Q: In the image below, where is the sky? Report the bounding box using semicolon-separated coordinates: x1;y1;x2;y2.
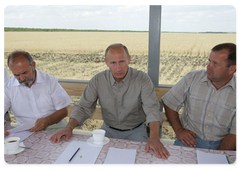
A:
3;5;236;32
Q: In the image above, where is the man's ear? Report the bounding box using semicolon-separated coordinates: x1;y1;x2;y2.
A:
32;61;36;70
104;58;108;67
128;55;131;64
229;65;236;74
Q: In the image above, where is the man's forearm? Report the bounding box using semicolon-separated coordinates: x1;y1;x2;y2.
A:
66;118;79;131
149;121;160;139
45;107;68;126
163;102;183;134
218;134;236;150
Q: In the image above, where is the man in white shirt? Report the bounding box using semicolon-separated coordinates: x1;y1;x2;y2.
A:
4;67;10;83
4;51;71;137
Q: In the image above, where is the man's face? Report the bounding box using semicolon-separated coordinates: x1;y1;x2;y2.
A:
207;49;234;85
105;47;131;83
9;56;36;87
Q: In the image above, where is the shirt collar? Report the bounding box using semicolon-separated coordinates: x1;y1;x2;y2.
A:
12;70;44;87
110;67;131;86
201;70;236;90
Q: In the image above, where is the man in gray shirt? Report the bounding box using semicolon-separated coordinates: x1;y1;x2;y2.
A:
50;43;170;159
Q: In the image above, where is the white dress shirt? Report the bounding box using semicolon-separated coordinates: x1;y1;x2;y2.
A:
4;67;10;83
4;70;72;126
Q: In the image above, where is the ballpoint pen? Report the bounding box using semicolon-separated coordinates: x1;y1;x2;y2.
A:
68;147;80;163
226;156;230;164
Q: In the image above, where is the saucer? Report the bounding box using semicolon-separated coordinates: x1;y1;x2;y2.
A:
4;142;25;155
87;137;109;147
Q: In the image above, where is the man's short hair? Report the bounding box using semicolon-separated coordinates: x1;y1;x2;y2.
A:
105;43;130;59
8;50;34;67
211;43;236;66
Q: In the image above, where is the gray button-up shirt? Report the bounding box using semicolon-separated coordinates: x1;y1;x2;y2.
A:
162;70;236;141
70;67;163;130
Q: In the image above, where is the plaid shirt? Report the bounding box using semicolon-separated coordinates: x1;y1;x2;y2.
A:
162;70;236;141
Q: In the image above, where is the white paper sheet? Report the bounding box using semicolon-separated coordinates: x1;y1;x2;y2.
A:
8;123;35;133
196;150;229;164
5;124;35;142
104;148;136;164
54;141;102;164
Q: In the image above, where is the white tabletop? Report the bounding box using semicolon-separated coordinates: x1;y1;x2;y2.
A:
4;131;236;164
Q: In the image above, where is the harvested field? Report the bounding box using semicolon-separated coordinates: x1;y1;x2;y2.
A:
4;32;236;140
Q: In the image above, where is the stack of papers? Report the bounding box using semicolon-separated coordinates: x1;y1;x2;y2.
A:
5;124;35;142
196;150;229;164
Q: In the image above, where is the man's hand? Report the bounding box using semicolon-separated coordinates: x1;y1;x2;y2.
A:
4;128;10;137
50;127;73;143
146;121;170;159
145;138;170;159
29;107;68;132
163;102;197;148
29;117;50;132
50;118;78;143
176;128;197;147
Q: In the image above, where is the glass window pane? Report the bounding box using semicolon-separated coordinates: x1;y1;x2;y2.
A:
4;5;149;80
159;5;236;85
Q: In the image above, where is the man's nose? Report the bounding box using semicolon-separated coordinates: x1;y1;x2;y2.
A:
207;62;212;69
18;75;25;81
116;63;121;70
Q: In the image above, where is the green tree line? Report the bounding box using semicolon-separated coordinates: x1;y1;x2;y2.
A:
4;27;146;32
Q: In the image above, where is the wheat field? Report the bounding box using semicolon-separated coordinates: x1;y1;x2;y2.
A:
4;32;236;85
4;32;236;139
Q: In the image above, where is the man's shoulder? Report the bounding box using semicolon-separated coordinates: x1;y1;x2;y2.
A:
130;67;148;78
4;76;16;88
184;69;206;80
92;69;109;79
37;70;58;82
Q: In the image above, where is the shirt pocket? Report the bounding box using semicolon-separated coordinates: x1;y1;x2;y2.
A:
187;94;207;120
214;104;235;128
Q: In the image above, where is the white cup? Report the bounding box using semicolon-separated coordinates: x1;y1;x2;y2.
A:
5;137;20;151
92;129;105;144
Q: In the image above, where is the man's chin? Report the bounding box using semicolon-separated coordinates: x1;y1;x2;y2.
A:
20;80;34;86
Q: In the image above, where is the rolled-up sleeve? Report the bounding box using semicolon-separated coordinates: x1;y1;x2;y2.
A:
230;111;236;135
140;73;163;125
70;76;98;126
162;72;191;112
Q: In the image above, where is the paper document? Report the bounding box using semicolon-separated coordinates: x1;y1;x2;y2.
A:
54;141;102;164
197;150;229;164
104;148;136;164
5;124;35;142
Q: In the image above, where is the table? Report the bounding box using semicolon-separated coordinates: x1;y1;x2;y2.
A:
5;131;236;164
